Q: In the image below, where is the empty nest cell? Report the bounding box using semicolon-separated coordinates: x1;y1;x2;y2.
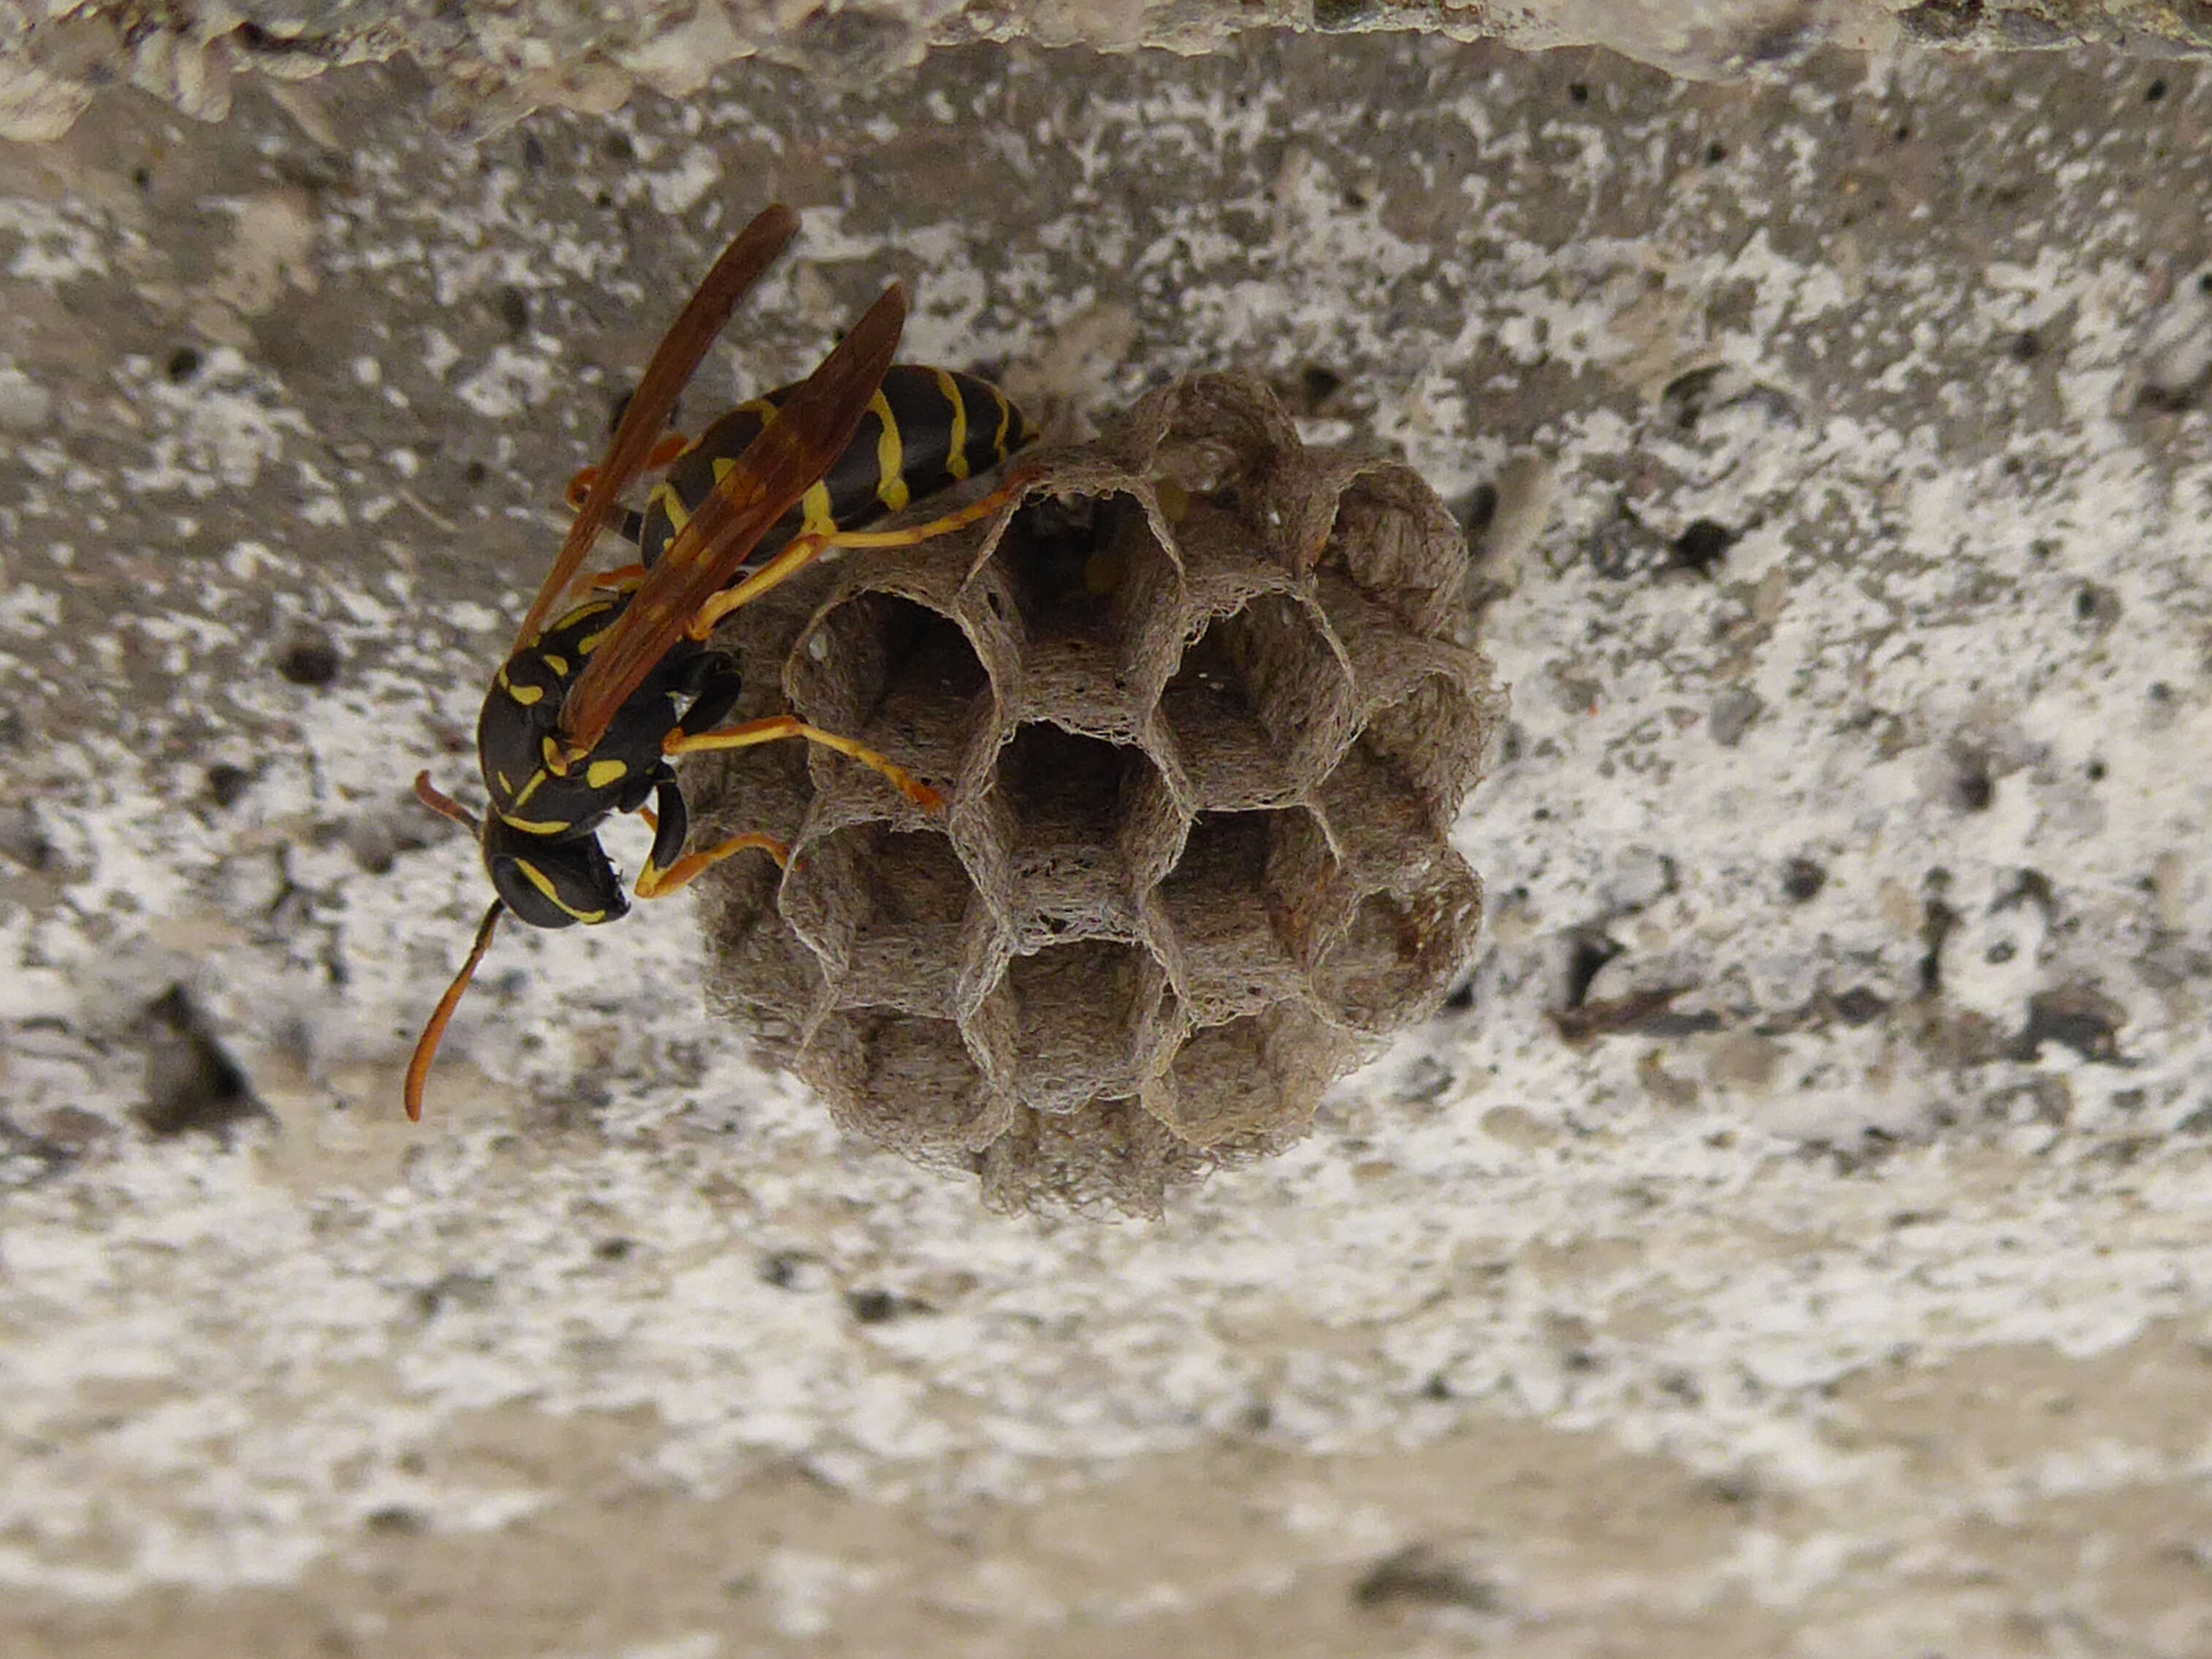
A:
801;1009;1007;1162
785;592;991;803
973;1097;1224;1218
1153;1002;1352;1147
981;491;1184;737
696;846;827;1069
1309;866;1485;1036
997;939;1168;1114
779;823;983;1018
1154;806;1341;1025
986;722;1178;947
1159;593;1353;809
1143;373;1335;577
1318;462;1473;639
996;491;1174;641
1317;676;1493;882
1148;386;1273;516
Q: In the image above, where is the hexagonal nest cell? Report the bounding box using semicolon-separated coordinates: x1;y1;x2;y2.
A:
689;374;1503;1214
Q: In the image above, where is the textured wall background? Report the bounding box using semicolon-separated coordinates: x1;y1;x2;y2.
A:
9;0;2212;145
4;32;2212;1658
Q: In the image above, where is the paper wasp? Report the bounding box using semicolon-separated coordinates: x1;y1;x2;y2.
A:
405;204;1035;1121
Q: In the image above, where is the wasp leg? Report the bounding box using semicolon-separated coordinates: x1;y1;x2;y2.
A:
588;563;649;592
633;768;789;898
818;465;1044;552
684;467;1042;641
665;714;942;812
681;529;834;640
636;834;791;896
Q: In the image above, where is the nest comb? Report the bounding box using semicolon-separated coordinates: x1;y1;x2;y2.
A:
684;374;1503;1214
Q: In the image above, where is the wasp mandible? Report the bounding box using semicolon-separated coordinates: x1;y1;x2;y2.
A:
406;204;1036;1121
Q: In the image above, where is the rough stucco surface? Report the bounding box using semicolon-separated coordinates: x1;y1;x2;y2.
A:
2;34;2212;1658
5;0;2212;143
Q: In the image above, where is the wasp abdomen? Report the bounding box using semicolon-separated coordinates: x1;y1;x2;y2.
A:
637;364;1029;568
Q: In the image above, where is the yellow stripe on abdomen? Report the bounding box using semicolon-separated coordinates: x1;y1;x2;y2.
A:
870;390;909;514
934;368;971;481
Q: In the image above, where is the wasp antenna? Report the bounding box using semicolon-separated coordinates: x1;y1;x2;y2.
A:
404;900;505;1123
414;771;482;834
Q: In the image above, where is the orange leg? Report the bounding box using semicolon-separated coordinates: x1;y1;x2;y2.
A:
665;714;943;812
684;468;1042;640
684;529;833;640
820;466;1042;552
565;431;692;511
635;831;790;899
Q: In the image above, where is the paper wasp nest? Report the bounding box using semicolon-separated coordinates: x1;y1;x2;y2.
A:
687;375;1501;1213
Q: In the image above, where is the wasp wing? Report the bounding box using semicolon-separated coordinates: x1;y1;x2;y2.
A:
510;204;801;657
556;281;908;755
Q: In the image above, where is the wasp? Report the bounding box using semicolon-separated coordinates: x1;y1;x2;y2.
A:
406;204;1036;1121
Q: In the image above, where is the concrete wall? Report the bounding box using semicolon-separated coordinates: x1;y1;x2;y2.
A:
4;33;2212;1658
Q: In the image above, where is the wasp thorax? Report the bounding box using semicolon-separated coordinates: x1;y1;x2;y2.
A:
684;375;1503;1216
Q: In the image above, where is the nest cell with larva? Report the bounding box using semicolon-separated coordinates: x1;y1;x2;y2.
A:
682;373;1504;1214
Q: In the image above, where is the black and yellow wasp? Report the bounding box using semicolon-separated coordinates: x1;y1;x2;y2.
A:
406;204;1034;1121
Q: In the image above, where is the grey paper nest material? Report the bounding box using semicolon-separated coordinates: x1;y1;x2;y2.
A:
686;374;1502;1213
